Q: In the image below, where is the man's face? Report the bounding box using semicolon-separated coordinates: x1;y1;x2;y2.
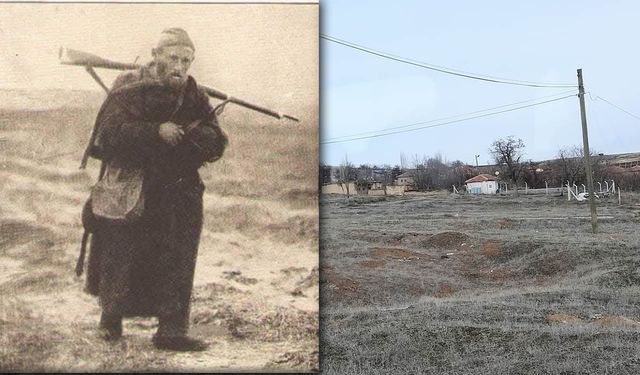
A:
153;45;195;88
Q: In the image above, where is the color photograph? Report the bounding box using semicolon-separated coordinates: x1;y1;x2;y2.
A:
320;1;640;374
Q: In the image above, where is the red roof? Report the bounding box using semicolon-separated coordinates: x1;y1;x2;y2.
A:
465;174;497;183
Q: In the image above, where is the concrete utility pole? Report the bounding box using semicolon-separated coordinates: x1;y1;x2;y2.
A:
577;69;598;233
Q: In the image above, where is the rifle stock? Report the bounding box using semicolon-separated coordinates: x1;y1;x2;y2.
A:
59;47;299;122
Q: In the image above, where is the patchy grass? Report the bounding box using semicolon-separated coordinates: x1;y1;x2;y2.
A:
321;191;640;374
203;116;317;208
0;102;318;371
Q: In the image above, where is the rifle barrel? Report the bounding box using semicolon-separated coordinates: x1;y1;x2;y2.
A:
202;86;297;121
59;47;300;122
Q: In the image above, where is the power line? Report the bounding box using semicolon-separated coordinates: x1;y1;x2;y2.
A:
326;89;578;141
321;94;576;145
594;95;640;121
321;34;578;89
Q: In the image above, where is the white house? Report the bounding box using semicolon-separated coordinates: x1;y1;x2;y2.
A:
465;174;498;194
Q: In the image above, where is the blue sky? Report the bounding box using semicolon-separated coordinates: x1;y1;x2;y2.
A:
320;1;640;167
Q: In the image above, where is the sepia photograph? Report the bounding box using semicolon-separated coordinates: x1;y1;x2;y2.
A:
0;1;318;372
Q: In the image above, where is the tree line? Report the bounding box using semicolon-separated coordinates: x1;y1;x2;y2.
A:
320;136;640;192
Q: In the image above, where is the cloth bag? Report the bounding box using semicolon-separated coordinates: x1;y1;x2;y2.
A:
90;162;145;223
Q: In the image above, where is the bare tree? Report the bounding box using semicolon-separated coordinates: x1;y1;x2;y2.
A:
357;164;373;181
425;153;448;188
338;155;356;197
390;165;402;184
450;160;474;188
553;145;603;186
412;155;429;191
410;153;453;191
378;165;396;196
400;152;408;171
490;136;525;196
556;146;583;185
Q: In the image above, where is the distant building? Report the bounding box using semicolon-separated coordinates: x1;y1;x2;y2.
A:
465;174;498;194
355;181;372;195
601;152;640;169
395;171;414;186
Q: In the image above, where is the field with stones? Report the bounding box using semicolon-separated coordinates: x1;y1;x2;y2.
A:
320;191;640;374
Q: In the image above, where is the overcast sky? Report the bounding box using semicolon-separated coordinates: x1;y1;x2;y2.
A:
0;2;317;121
321;1;640;167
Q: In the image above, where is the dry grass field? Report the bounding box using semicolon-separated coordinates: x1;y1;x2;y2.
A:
320;191;640;374
0;90;318;372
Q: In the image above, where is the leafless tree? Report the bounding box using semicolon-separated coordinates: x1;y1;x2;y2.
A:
553;145;603;186
489;136;525;196
400;152;408;171
338;155;356;197
449;160;474;189
410;153;453;191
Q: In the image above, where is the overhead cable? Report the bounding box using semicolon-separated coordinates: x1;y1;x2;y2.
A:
594;95;640;121
321;94;576;145
321;34;578;89
326;89;578;141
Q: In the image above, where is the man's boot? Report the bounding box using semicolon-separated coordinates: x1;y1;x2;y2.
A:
153;313;208;352
99;312;122;341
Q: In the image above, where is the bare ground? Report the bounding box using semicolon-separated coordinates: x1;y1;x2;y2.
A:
320;191;640;374
0;105;318;372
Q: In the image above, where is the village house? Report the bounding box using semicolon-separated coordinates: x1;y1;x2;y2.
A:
395;171;414;186
465;174;498;194
355;181;372;195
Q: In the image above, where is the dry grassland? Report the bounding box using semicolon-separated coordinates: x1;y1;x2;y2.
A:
0;100;318;372
321;192;640;374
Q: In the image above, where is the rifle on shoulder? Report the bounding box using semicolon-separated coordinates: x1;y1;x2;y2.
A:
59;47;299;122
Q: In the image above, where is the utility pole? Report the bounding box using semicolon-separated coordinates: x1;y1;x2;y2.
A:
577;69;598;233
475;154;480;172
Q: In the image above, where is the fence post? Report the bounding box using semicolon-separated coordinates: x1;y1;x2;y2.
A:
545;181;548;195
618;187;621;205
567;183;571;201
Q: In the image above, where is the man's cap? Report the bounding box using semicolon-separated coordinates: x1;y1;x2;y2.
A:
156;28;195;51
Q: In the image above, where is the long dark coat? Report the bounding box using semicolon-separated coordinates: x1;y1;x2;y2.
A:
85;66;226;319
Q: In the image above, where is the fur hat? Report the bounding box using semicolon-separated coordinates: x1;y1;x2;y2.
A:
156;28;195;51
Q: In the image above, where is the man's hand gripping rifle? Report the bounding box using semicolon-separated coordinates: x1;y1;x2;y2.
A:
60;47;296;169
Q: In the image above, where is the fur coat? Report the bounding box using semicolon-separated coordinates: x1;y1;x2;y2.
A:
85;66;226;318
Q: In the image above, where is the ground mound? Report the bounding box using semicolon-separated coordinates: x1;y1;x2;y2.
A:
425;231;470;249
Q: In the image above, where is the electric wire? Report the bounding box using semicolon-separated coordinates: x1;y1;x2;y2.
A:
594;95;640;121
326;89;578;141
321;94;577;145
321;34;578;88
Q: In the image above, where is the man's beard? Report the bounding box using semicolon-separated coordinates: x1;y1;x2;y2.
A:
155;63;187;90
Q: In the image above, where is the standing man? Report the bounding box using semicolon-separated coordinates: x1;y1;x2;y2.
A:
83;28;227;351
